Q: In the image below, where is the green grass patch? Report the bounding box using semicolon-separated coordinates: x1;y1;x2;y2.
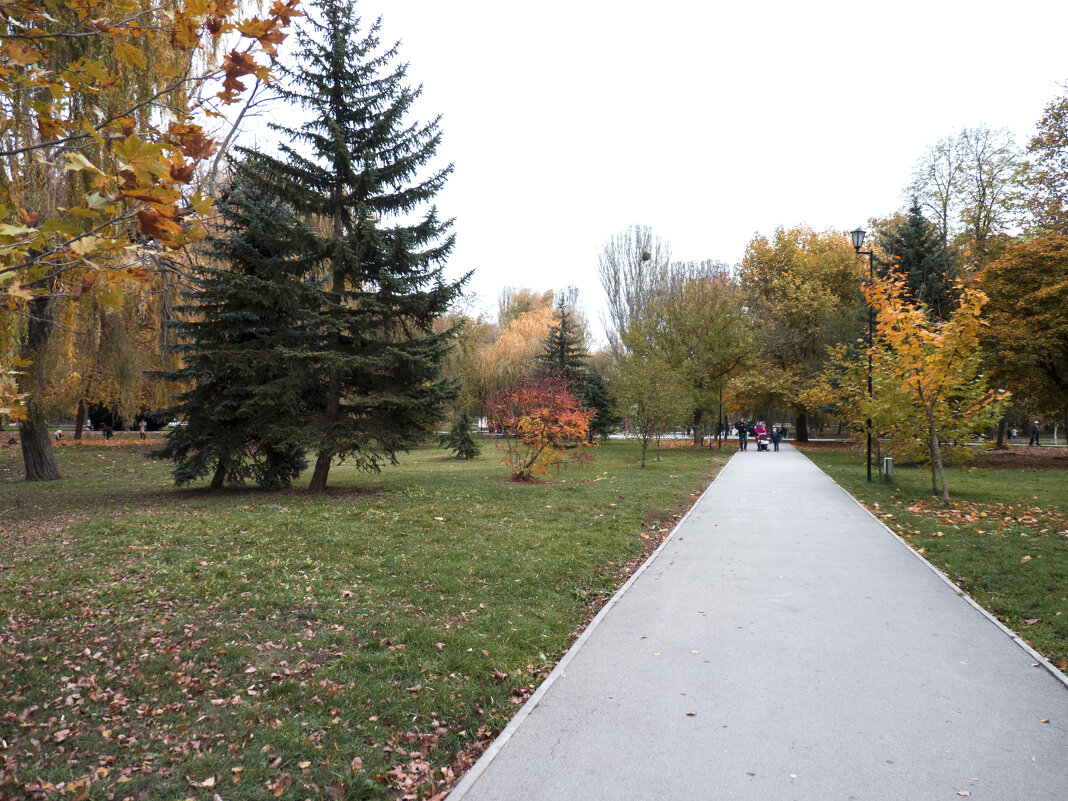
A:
799;446;1068;674
0;438;726;800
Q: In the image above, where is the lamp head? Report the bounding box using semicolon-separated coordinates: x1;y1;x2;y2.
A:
850;227;867;252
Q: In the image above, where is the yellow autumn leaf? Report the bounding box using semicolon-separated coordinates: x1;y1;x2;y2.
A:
64;151;105;175
79;116;106;147
2;40;43;64
188;191;213;217
113;134;169;179
69;235;103;257
114;41;147;69
0;223;37;237
184;0;212;17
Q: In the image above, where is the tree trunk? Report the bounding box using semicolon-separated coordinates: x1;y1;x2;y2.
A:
74;398;87;440
795;409;809;442
995;417;1006;449
716;390;723;449
309;451;333;491
19;414;62;482
19;293;61;481
310;209;345;492
927;408;950;506
210;460;227;489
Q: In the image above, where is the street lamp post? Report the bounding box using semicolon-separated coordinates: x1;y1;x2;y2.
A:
851;227;874;483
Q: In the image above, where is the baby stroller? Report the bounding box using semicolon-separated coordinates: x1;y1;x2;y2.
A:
755;430;769;451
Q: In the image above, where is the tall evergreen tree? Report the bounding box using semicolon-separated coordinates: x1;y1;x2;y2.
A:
877;200;955;320
240;0;466;491
159;172;315;489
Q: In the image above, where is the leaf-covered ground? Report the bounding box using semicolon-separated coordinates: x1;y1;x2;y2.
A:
0;438;726;800
799;444;1068;672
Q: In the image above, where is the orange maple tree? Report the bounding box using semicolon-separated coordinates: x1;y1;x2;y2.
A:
489;371;595;481
865;272;1008;505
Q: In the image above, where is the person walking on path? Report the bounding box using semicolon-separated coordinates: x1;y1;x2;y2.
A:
138;419;147;439
771;427;781;451
737;419;747;451
1029;420;1041;446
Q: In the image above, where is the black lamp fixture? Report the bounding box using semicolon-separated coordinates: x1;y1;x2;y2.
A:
852;226;874;483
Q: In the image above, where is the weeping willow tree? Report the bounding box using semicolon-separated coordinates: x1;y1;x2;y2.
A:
0;0;296;480
42;280;174;435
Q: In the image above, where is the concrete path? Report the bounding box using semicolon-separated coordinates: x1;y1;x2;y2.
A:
447;444;1068;801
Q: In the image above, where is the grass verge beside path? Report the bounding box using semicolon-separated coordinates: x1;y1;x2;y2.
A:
0;439;726;801
798;444;1068;676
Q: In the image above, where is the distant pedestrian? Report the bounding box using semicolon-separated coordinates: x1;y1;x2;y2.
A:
102;422;113;440
771;428;781;451
738;419;748;451
1029;420;1040;446
138;419;147;439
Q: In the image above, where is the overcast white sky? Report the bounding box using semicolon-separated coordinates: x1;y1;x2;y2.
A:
271;0;1068;344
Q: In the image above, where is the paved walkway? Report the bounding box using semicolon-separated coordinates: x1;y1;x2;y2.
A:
448;444;1068;800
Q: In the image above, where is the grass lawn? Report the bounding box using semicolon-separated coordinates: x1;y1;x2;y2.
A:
0;437;727;800
797;443;1068;675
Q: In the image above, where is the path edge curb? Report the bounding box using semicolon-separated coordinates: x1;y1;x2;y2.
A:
799;449;1068;693
445;455;736;799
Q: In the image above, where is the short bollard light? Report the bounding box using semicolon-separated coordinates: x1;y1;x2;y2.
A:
881;456;894;482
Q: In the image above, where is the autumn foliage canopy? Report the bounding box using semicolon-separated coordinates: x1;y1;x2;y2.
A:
489;371;595;481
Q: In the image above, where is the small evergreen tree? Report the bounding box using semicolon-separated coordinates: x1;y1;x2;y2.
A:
158;173;314;489
579;369;621;440
439;409;480;459
878;200;956;319
536;297;588;383
534;296;622;438
238;0;466;490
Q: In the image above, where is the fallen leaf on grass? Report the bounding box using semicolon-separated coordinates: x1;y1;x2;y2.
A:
298;761;311;771
189;775;216;789
1021;555;1033;563
351;756;363;771
1024;618;1041;625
